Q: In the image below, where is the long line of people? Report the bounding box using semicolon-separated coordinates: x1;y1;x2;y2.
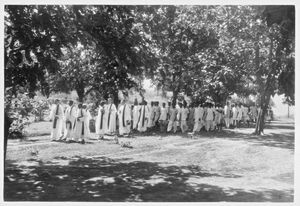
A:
49;97;265;144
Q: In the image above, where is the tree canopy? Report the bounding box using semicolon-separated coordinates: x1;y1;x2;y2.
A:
5;5;294;111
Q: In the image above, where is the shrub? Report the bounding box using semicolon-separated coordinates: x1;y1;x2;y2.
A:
5;88;34;139
31;97;50;122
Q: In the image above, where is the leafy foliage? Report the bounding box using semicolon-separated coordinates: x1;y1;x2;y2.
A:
5;87;34;138
4;5;294;136
5;5;80;97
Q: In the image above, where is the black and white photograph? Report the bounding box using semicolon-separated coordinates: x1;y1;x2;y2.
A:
2;0;298;204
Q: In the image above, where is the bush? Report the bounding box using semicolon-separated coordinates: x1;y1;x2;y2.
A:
5;88;34;139
31;97;50;122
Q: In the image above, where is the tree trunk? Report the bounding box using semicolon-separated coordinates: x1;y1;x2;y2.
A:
112;90;119;108
255;92;271;135
4;112;12;162
254;36;274;135
75;81;85;102
172;86;180;106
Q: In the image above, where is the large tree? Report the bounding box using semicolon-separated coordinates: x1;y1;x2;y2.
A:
48;5;156;105
5;5;81;97
136;5;220;105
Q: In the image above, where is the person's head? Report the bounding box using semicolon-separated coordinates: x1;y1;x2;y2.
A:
108;98;113;104
227;101;230;106
144;100;148;106
83;104;87;109
232;104;235;107
162;102;166;108
78;103;82;108
168;102;171;107
68;100;73;106
121;99;126;104
55;99;60;104
178;102;183;108
156;101;159;106
134;98;138;105
151;101;154;107
100;101;105;106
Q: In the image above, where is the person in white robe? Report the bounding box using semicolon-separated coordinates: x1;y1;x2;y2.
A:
95;101;106;140
154;101;161;127
193;103;204;133
215;105;223;131
83;104;91;139
167;103;178;133
224;101;231;128
237;103;243;128
205;103;215;132
137;101;149;132
180;101;189;133
72;103;88;144
232;104;238;128
167;101;172;120
49;99;64;141
212;104;217;130
105;98;117;135
132;98;140;131
62;100;76;141
250;104;258;123
159;102;168;133
118;98;132;136
148;101;155;128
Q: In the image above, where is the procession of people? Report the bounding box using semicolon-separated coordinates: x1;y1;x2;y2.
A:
49;95;268;144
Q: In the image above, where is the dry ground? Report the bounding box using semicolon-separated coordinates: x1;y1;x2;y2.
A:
4;119;294;202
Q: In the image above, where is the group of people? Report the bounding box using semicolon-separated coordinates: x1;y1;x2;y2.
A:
49;96;266;144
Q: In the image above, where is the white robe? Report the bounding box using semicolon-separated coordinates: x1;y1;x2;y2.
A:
154;106;160;123
118;103;132;135
167;108;178;132
237;107;243;120
49;104;64;140
132;105;140;130
73;108;90;140
95;106;106;136
148;106;155;128
63;105;77;140
193;107;204;132
105;103;117;134
232;107;238;120
138;105;149;132
84;109;91;138
180;108;189;132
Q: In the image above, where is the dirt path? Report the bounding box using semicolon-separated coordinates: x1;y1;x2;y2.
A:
4;120;294;202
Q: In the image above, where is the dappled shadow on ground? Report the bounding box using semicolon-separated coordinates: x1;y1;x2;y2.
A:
4;156;293;202
210;129;295;150
265;123;294;130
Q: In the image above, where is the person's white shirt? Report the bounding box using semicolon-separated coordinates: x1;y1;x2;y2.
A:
224;105;231;117
206;108;214;121
181;108;189;121
159;107;167;121
232;107;238;119
237;106;243;120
